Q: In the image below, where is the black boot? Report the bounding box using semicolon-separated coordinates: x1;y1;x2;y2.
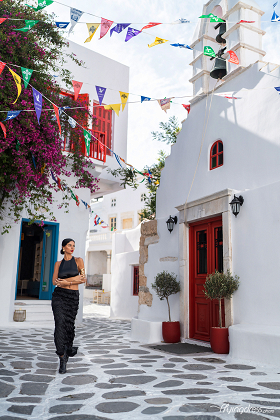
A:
59;353;68;374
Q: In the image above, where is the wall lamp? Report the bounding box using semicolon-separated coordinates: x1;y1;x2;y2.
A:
166;215;177;233
230;195;244;217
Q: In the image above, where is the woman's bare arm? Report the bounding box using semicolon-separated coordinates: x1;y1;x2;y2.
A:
52;261;60;285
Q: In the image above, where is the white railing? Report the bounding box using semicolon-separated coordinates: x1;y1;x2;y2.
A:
88;231;113;242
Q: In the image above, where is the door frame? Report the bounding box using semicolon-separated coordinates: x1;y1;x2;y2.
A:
15;219;59;300
175;189;234;340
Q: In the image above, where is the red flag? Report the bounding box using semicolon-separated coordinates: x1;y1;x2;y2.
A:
0;18;7;24
72;80;83;101
100;18;114;39
75;195;80;206
0;122;6;138
57;177;62;190
53;104;61;136
0;61;6;76
238;20;255;24
227;50;239;65
141;22;161;31
183;104;191;114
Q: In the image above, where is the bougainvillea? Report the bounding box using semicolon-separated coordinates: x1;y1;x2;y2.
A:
0;0;99;234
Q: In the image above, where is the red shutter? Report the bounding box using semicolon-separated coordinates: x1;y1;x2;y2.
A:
133;266;139;296
93;102;112;155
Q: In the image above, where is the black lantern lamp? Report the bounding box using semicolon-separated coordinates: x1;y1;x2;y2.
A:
166;215;178;233
230;195;244;217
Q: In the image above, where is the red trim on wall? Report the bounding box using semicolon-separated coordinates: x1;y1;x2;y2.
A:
210;140;223;170
133;266;139;296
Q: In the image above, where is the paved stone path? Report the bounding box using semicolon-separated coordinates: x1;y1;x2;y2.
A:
1;305;280;419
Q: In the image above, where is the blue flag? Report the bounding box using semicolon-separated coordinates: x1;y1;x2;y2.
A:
55;22;70;28
96;86;106;105
274;87;280;93
31;153;36;169
114;153;123;167
4;110;21;121
32;87;43;124
141;96;151;103
125;27;141;42
273;1;278;7
68;116;77;128
271;10;280;20
170;43;192;50
110;23;130;36
59;106;70;117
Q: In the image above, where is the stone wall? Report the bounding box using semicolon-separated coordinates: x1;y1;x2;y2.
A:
138;220;159;307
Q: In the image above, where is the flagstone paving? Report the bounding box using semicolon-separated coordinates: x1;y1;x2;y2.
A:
0;306;280;419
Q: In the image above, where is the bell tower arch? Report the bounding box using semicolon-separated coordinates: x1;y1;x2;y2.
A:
189;0;265;98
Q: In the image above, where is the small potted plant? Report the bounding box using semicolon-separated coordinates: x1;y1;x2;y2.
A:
203;269;239;354
151;271;181;343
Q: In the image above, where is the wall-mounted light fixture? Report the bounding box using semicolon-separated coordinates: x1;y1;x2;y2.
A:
230;195;244;217
166;215;177;233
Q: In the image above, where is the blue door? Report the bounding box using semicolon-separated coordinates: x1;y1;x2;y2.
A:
39;224;59;300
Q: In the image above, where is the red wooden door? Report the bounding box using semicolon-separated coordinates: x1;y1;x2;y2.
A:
189;216;224;341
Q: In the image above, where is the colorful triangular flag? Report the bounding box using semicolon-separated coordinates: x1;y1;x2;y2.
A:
69;8;83;34
100;18;113;39
199;13;216;19
68;116;77;128
274;87;280;94
85;23;100;43
210;16;225;22
119;91;129;111
104;104;121;116
141;96;151;102
170;43;192;49
55;22;70;28
141;22;161;31
4;111;21;121
96;86;106;105
84;129;91;156
72;80;83;101
272;10;280;21
53;104;61;136
183;104;191;113
9;69;22;104
0;18;7;25
110;23;130;36
148;37;168;48
0;61;6;76
158;98;171;113
32;87;43;124
21;67;33;89
204;46;216;57
15;20;38;32
26;0;54;11
0;122;6;138
125;27;141;42
227;50;239;64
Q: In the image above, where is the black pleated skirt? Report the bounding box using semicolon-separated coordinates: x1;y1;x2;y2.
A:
51;287;79;357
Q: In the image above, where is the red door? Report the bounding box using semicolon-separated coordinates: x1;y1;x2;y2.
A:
189;216;224;341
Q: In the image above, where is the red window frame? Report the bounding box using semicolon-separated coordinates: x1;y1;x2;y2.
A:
210;140;223;170
92;101;113;156
133;266;139;296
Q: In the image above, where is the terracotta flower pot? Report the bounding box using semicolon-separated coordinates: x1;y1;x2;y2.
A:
210;327;229;354
162;321;181;343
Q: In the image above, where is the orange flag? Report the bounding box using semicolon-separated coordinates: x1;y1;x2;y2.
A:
53;104;61;136
228;50;239;65
72;80;83;100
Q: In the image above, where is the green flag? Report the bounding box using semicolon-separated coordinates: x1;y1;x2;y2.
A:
68;188;78;202
16;138;20;151
21;67;33;89
204;46;216;57
15;20;39;32
26;0;54;11
199;13;215;18
84;129;91;156
210;16;225;22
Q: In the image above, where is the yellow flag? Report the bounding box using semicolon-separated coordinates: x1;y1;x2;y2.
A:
148;37;168;48
104;103;121;116
9;69;22;104
85;23;100;43
119;91;129;111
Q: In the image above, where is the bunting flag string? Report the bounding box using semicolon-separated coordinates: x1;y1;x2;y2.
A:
32;87;43;124
148;37;168;48
183;104;191;113
53;104;61;136
72;80;83;100
69;7;83;34
26;0;54;11
100;18;113;39
0;122;6;138
9;69;22;104
96;86;106;105
3;111;22;121
119;91;129;111
84;23;100;43
21;67;33;89
14;20;38;32
125;27;141;42
110;23;130;36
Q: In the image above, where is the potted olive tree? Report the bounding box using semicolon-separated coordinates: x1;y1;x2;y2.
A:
151;271;181;343
203;269;239;354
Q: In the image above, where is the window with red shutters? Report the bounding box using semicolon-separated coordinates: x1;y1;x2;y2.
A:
210;140;223;170
133;266;139;296
92;102;113;155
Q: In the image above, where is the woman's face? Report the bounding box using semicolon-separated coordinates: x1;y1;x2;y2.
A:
64;241;75;255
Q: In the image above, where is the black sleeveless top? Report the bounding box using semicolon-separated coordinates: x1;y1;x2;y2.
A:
58;257;79;279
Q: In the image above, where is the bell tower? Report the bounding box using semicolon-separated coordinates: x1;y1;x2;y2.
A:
189;0;265;97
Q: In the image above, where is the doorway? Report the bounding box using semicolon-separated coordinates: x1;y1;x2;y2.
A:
189;216;224;341
16;220;59;300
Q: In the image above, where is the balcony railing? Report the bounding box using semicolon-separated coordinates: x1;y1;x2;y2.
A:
62;129;106;163
88;231;113;242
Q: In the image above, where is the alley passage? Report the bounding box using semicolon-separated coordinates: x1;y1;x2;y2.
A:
0;311;280;419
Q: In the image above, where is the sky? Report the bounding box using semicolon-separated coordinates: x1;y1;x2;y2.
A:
40;0;280;171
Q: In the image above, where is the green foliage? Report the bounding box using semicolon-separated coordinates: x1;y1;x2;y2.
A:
151;116;181;145
107;167;139;190
203;270;240;327
151;271;181;322
204;270;240;301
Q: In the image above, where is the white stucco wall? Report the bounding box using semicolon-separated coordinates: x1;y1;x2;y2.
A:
87;251;107;275
110;225;141;320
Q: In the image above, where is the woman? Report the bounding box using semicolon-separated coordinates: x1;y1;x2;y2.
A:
51;238;86;374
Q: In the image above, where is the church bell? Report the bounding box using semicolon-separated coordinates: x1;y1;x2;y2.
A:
216;22;226;44
210;58;227;79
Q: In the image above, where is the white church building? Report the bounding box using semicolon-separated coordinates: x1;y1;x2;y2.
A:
131;0;280;367
0;40;129;326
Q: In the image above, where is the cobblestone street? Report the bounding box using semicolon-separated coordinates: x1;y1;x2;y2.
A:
0;301;280;420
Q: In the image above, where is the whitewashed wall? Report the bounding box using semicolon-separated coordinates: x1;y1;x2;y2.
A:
110;225;141;320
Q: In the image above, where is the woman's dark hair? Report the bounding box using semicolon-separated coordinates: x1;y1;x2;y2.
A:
60;238;75;255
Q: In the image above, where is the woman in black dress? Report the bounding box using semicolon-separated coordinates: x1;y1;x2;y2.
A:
51;238;86;374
